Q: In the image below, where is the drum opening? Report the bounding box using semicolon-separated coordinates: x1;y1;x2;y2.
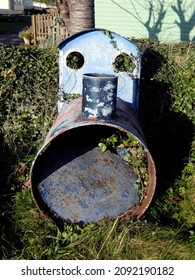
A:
31;124;155;224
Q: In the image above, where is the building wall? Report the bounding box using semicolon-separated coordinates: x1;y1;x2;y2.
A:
23;0;33;9
0;0;9;9
0;1;33;11
95;0;195;42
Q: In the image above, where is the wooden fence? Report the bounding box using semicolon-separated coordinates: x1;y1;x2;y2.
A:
32;14;68;45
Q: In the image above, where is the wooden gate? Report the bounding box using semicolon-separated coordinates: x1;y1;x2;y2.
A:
32;14;68;45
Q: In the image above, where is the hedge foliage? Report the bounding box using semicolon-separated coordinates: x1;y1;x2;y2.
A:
0;45;58;157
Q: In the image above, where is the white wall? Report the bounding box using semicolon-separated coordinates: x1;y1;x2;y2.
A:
0;0;9;9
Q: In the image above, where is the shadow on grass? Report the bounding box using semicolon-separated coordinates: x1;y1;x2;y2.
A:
139;47;194;198
0;132;18;259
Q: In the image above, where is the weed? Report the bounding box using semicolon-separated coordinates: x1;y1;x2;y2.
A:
99;133;149;202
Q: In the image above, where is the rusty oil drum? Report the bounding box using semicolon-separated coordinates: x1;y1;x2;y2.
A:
30;96;156;225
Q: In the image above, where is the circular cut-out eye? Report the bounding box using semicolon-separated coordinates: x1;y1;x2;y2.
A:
66;51;85;70
113;53;136;73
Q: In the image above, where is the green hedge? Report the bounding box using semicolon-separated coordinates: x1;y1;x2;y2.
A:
0;45;58;156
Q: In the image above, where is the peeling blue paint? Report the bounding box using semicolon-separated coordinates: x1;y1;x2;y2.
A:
58;28;141;112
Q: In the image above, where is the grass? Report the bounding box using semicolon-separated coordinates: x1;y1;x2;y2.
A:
1;189;194;260
0;40;195;260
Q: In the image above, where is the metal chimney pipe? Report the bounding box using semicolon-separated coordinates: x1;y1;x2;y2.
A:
82;73;118;120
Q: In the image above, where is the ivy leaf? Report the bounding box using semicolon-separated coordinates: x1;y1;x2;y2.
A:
98;142;107;153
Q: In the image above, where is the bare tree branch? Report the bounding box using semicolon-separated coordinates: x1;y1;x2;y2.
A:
189;8;195;28
171;0;195;40
154;1;166;31
171;0;185;23
112;0;167;39
111;0;144;24
145;1;153;29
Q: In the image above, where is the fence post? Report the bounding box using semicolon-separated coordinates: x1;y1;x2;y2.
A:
32;15;36;45
32;14;67;45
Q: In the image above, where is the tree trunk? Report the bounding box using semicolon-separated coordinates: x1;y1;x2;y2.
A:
56;0;70;27
56;0;95;36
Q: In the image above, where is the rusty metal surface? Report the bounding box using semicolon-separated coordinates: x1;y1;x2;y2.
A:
31;98;156;224
33;138;139;224
45;97;145;144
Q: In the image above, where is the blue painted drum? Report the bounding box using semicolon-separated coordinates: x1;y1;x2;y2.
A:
30;28;155;225
30;97;156;225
